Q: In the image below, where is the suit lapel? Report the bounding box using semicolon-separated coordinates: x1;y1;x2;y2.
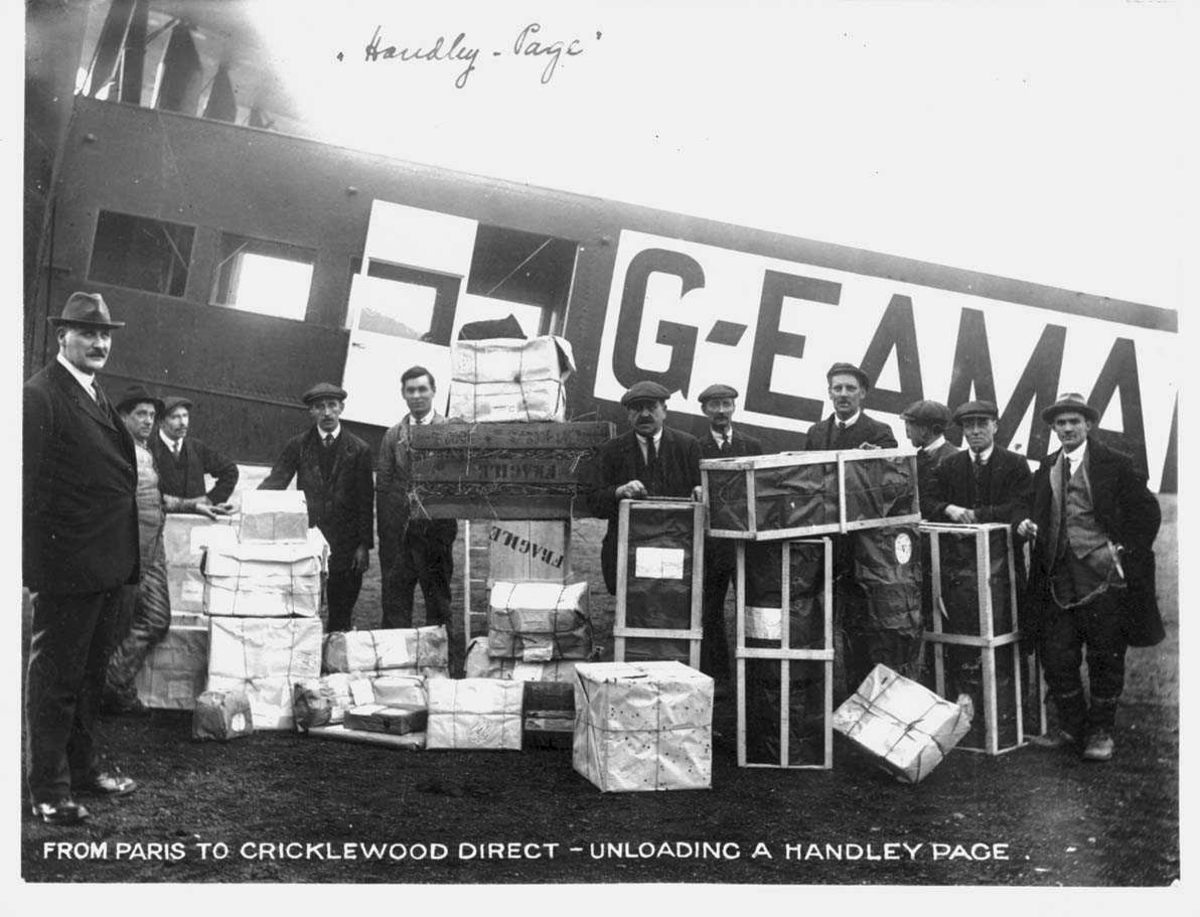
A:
52;363;117;432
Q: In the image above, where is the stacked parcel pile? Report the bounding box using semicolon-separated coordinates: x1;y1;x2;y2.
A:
483;581;591;748
201;491;326;730
134;513;232;710
701;446;922;770
308;625;451;747
919;522;1043;753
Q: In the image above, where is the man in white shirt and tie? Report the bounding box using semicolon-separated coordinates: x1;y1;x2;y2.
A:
150;395;238;511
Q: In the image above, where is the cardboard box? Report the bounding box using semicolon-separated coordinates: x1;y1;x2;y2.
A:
573;661;714;792
702;448;919;541
832;664;972;783
487;520;571;584
163;514;235;567
192;689;254;741
202;527;328;617
135;624;209;711
322;626;450;674
425;678;524;750
487;581;591;661
237;490;310;543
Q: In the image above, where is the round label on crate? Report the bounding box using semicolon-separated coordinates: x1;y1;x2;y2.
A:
894;532;913;565
232;713;247;733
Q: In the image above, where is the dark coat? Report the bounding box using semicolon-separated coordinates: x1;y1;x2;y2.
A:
150;434;239;504
803;412;898;450
259;427;375;569
916;440;959;519
23;361;140;594
1022;437;1163;646
582;426;702;594
928;444;1032;525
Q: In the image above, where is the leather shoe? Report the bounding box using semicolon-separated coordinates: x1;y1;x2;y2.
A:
1082;731;1115;762
31;799;90;825
1030;730;1078;750
77;772;138;797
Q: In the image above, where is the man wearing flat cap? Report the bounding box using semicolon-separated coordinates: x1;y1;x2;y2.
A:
151;394;238;511
697;383;763;682
260;383;375;632
1016;394;1161;762
582;380;702;594
103;386;223;714
803;362;898;451
23;292;140;824
900;399;958;520
928;400;1031;526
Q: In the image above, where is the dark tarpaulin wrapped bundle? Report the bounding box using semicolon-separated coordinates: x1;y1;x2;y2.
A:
931;643;1022;750
930;526;1015;636
743;541;826;650
745;660;828;766
707;464;837;535
622;506;695;663
842;455;917;523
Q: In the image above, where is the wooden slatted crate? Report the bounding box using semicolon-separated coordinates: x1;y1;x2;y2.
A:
701;447;919;541
920;522;1045;754
735;538;834;769
613;498;704;668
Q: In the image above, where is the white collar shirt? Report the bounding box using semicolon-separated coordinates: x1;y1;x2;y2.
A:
56;352;96;399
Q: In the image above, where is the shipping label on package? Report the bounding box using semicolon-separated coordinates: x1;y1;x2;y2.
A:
634;547;686;580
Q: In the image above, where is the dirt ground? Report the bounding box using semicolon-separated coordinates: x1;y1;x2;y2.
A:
19;500;1180;886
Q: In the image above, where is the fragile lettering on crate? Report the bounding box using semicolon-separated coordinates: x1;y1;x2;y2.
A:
489;525;567;569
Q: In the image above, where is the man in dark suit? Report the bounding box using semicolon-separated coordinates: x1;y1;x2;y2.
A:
376;366;458;629
23;292;140;825
802;362;898;451
582;381;702;595
151;394;238;511
260;383;375;632
696;383;763;682
1016;393;1161;762
899;399;958;519
928;400;1032;525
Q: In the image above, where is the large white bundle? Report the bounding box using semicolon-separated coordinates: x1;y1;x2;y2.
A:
238;490;310;543
425;678;524;751
135;624;208;710
203;527;328;617
573;661;713;792
163;514;235;568
463;638;580;682
448;336;575;423
322;626;449;673
487;581;591;661
832;664;972;784
207;617;322;728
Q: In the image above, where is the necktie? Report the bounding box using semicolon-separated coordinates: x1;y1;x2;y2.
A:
646;436;657;470
173;440;181;457
834;420;848;448
720;433;729;454
323;434;334;448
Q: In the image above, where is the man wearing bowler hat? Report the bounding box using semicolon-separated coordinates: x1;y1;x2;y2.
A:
696;383;763;682
23;292;140;824
151;394;239;511
1016;394;1162;761
803;362;898;451
582;380;703;595
260;383;375;632
899;399;958;519
928;400;1031;526
103;386;223;714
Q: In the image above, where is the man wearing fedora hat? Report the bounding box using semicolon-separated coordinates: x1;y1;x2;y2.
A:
899;399;958;519
23;292;141;824
103;386;223;714
151;395;239;511
696;383;763;682
803;362;898;452
260;383;375;632
582;380;702;595
1016;393;1162;762
928;400;1032;526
